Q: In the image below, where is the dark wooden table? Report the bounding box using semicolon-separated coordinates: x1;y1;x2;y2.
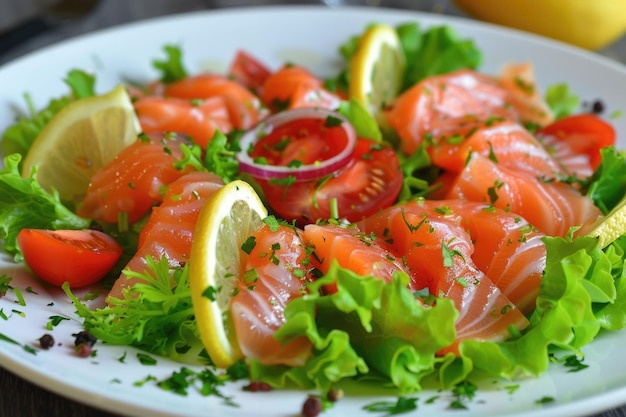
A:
1;1;626;416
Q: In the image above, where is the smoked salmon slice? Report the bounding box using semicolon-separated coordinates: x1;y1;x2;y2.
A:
538;132;594;179
498;62;554;125
161;73;268;129
134;96;233;149
108;171;224;301
445;153;602;237
77;132;195;225
386;200;546;314
230;223;312;367
427;119;574;178
384;67;554;155
303;222;412;289
359;201;530;354
260;65;342;112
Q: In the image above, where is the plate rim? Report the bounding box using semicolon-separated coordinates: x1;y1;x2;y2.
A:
1;5;626;417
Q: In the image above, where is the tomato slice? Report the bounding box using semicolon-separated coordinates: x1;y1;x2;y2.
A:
17;229;122;288
239;108;403;225
538;113;616;169
258;138;403;225
228;50;272;94
238;108;357;182
250;117;351;166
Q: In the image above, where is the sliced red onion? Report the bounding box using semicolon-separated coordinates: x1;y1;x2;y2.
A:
236;108;357;181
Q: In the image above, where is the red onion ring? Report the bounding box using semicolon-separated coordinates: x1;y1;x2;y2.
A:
236;108;357;181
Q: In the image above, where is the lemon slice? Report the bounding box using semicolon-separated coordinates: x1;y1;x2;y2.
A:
21;85;141;202
348;23;406;124
585;195;626;248
189;180;268;368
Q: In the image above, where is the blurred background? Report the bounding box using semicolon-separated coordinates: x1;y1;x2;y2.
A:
1;0;626;66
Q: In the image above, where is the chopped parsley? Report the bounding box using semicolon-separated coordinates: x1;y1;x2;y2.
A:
154;363;248;406
241;236;257;255
46;315;69;330
449;380;477;409
535;396;555;405
137;352;158;366
0;331;37;355
363;396;419;415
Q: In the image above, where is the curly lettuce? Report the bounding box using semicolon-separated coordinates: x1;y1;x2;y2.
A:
0;153;90;261
250;261;458;393
585;147;626;214
249;230;626;393
63;256;206;364
326;22;482;97
1;69;96;158
447;235;626;384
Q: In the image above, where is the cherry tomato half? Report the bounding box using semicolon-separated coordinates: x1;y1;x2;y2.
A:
538;113;616;169
258;137;404;225
17;229;122;288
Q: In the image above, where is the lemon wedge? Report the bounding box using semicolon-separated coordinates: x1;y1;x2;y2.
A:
585;195;626;248
189;180;268;368
348;23;406;125
21;84;141;203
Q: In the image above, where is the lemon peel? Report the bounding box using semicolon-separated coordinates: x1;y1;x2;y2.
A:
21;84;141;203
189;180;268;368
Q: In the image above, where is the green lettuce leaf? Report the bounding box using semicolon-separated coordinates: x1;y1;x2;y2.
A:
585;147;626;214
0;153;90;261
64;69;96;99
1;95;70;157
325;23;482;97
250;261;458;393
337;99;383;142
398;23;482;91
153;44;188;84
593;236;626;330
2;69;97;157
545;83;580;119
448;234;626;384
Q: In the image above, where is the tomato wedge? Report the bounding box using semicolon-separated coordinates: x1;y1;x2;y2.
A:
17;229;122;288
237;108;403;225
228;50;272;94
257;137;403;225
538;113;616;169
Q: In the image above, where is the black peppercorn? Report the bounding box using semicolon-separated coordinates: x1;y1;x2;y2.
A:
243;381;272;392
39;334;54;350
591;100;605;114
73;330;97;347
301;396;322;417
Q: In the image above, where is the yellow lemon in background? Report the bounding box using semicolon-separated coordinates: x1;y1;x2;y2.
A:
454;0;626;50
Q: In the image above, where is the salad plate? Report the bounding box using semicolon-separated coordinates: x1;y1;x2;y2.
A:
1;5;626;417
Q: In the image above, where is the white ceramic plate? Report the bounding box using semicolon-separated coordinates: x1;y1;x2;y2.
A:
1;6;626;417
